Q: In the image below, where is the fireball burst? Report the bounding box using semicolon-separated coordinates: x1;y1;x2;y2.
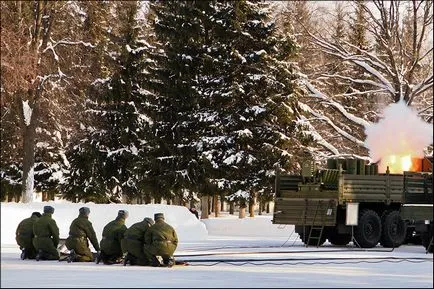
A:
381;154;419;173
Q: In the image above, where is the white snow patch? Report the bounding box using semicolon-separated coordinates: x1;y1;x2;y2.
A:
22;100;32;126
24;166;35;202
235;129;253;137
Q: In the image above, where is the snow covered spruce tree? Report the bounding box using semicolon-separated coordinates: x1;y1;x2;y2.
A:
62;1;153;203
289;0;433;159
208;0;305;217
57;1;114;203
1;1;102;202
146;1;216;207
148;0;306;217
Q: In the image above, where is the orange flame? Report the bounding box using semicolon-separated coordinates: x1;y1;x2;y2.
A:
381;154;421;173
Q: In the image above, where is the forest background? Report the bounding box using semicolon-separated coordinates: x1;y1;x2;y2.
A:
1;0;432;219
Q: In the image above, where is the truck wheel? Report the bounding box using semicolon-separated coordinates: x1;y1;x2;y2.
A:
354;209;381;248
380;210;406;248
421;224;433;253
327;228;352;246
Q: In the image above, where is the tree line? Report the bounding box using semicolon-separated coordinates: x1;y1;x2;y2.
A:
1;1;432;218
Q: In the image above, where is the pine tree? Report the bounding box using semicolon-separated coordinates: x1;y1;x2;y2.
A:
63;1;152;203
146;1;218;204
195;0;302;214
147;1;303;214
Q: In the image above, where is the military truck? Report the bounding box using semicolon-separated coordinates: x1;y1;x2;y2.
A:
272;157;433;248
399;171;433;253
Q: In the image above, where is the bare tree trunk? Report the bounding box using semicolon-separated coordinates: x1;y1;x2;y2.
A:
20;2;57;203
174;195;181;205
249;192;255;217
266;202;270;213
220;194;224;211
239;206;246;219
258;199;263;215
21;100;39;203
229;201;234;214
121;189;128;203
213;195;220;217
249;201;254;217
208;197;212;215
201;196;209;219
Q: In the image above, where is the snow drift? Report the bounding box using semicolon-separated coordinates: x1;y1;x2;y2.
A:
1;202;208;245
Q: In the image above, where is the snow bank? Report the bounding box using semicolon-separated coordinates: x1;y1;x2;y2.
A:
1;202;208;245
202;215;294;237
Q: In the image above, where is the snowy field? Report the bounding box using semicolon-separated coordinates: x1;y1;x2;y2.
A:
1;202;433;288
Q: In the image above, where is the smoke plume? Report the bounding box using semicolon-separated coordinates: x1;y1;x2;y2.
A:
364;101;433;173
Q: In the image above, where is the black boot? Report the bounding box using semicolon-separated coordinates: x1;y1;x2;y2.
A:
20;249;27;260
164;257;175;268
35;250;42;261
67;249;76;263
95;251;102;264
151;256;161;267
123;253;129;266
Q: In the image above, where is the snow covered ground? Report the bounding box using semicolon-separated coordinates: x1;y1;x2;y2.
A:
1;202;433;288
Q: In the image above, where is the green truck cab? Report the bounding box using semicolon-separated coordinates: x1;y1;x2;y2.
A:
400;171;433;252
272;157;433;249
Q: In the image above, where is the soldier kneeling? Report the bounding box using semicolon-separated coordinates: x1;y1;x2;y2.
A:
121;217;154;266
33;206;60;261
143;213;178;267
65;207;100;262
97;210;128;265
16;212;41;259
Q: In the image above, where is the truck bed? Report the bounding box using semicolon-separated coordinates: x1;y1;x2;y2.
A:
273;173;405;226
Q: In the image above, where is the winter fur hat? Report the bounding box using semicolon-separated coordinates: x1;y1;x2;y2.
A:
154;213;164;221
43;206;54;214
32;212;42;218
79;207;90;216
118;210;129;219
144;217;155;226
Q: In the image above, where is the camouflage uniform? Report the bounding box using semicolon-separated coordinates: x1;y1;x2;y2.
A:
143;213;178;267
66;207;100;262
99;210;128;264
33;206;60;260
121;217;154;266
16;212;41;259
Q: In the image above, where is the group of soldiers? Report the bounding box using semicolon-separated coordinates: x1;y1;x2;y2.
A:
15;205;178;267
